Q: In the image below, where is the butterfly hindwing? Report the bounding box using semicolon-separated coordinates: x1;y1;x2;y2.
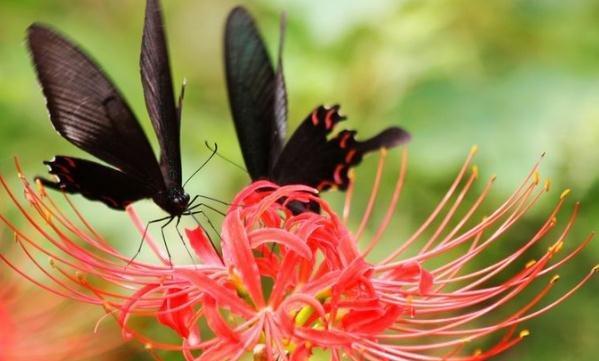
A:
271;105;410;191
225;6;286;180
141;0;182;187
27;24;164;191
38;157;154;210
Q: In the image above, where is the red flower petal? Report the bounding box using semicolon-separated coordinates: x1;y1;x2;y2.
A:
248;228;312;260
157;288;195;338
222;208;265;308
390;261;434;295
186;227;223;266
202;296;240;343
177;269;254;318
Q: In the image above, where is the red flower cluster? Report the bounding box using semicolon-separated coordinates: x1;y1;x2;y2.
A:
0;267;123;361
0;148;596;360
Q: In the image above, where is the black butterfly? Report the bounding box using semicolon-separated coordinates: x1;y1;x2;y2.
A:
224;7;410;197
28;0;198;219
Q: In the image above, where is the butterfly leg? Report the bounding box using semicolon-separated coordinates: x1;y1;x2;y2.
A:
187;195;199;208
159;216;175;264
128;215;171;267
175;216;196;265
188;210;223;262
186;201;226;216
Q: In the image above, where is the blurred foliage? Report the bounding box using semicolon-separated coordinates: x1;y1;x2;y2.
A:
0;0;598;360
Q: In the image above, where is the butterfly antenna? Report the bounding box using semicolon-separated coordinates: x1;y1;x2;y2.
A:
204;141;248;174
177;78;187;122
183;142;218;188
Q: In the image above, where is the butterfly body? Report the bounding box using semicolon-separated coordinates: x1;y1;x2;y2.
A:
153;187;190;216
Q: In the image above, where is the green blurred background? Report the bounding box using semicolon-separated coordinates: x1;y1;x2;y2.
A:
0;0;598;360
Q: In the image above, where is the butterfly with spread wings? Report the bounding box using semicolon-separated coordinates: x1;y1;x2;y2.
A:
28;0;206;219
224;7;410;203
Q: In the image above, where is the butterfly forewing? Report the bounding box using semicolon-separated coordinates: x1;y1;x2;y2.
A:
27;24;164;191
141;0;182;187
225;6;284;180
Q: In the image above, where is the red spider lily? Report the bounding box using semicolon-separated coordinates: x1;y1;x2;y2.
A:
0;266;124;361
0;148;596;361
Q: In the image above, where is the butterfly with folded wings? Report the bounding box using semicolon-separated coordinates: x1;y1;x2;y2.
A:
224;7;411;210
28;0;219;260
28;0;207;216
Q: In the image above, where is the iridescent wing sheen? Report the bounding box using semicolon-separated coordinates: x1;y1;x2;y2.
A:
140;0;182;188
27;24;164;192
225;6;287;179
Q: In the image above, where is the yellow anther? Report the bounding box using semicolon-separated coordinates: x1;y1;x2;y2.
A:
591;265;599;274
144;343;152;350
470;145;479;155
35;178;47;196
533;171;540;185
472;165;479;178
473;349;482;356
348;169;355;180
76;271;86;283
551;275;560;284
462;336;473;343
43;210;52;222
525;259;537;269
548;241;563;254
554;241;563;253
544;179;551;192
560;189;571;199
519;329;530;338
253;344;267;361
380;148;388;157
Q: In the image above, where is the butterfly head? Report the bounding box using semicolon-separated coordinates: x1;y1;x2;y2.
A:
154;187;190;216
